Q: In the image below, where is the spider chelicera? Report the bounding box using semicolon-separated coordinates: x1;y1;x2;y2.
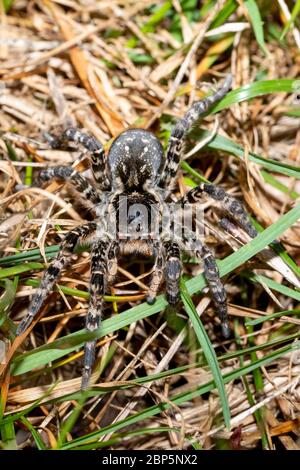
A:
16;75;257;389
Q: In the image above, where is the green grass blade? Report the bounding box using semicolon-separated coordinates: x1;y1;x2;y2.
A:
280;0;300;39
11;203;300;375
244;0;269;56
56;396;87;448
2;0;14;13
0;420;17;450
197;130;300;180
59;340;300;449
247;309;300;326
261;170;300;200
0;263;44;279
11;298;168;375
212;79;296;113
10;330;300;402
246;272;300;302
0;278;18;335
70;426;194;450
210;0;237;29
0;244;90;266
1;382;59;426
141;1;172;32
187;203;300;295
181;283;231;429
20;416;46;450
5;331;300;431
181;161;209;183
23;278;129;302
0;246;59;265
245;322;269;448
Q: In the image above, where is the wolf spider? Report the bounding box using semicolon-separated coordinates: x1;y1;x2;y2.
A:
16;75;257;389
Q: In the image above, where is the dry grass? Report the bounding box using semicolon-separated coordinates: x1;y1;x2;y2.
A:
0;0;300;450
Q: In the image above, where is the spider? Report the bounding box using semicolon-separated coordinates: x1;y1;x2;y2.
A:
16;75;257;389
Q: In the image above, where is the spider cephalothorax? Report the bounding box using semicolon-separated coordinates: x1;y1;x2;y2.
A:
16;75;258;389
108;128;164;191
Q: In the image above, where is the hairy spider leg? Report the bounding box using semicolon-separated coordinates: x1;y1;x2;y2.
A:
165;241;182;305
40;167;101;206
181;231;230;338
16;222;97;336
107;242;119;284
48;127;111;191
147;246;165;305
180;183;258;239
82;240;111;390
160;74;232;190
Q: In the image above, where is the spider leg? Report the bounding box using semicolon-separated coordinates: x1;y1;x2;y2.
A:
47;127;111;191
181;233;230;338
147;246;165;305
16;222;96;336
107;242;118;284
82;240;110;390
40;167;101;205
180;183;258;238
165;241;182;305
159;75;232;190
147;241;181;305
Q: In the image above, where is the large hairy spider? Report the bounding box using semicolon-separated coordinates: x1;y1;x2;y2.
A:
16;75;257;389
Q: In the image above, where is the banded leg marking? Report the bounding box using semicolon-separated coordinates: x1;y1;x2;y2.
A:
40;166;101;205
49;128;111;191
160;75;232;189
16;222;96;336
82;240;109;390
181;182;258;239
199;244;230;338
181;233;230;338
165;241;181;305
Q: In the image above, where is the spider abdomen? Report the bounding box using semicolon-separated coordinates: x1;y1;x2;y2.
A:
108;128;164;190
